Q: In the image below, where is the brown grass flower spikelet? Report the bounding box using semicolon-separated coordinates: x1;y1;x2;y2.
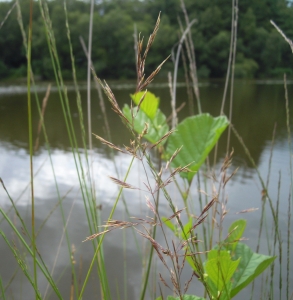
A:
150;129;176;149
159;273;171;289
166;146;183;169
97;78;130;125
109;176;137;189
236;207;259;214
198;197;217;218
93;134;126;154
83;229;111;242
163;208;185;222
136;228;169;269
136;90;148;115
135;13;170;92
145;196;158;218
187;214;208;235
223;167;239;187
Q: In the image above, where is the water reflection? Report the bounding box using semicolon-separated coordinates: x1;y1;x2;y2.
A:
0;80;292;299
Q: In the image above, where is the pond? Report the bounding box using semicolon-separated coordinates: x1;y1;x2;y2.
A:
0;79;292;299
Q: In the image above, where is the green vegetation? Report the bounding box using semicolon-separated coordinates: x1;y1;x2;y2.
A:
1;0;293;80
0;0;291;299
114;88;275;300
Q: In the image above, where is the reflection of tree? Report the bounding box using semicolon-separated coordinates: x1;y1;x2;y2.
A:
0;81;291;167
176;81;290;169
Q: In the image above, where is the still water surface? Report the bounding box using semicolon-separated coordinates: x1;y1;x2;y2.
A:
0;79;292;299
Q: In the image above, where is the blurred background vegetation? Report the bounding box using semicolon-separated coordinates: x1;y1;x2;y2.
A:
1;0;293;80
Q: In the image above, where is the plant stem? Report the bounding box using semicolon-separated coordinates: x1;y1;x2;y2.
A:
27;0;38;298
78;156;135;300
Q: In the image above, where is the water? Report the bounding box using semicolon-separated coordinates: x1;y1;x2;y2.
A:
0;79;292;299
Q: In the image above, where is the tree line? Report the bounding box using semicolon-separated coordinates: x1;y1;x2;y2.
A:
1;0;293;80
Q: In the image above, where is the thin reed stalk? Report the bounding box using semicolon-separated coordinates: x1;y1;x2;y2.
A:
179;0;201;114
255;124;277;255
87;0;94;152
171;19;196;129
0;185;62;298
79;36;111;141
179;35;194;116
0;1;16;30
82;38;145;298
78;156;135;300
16;2;82;297
226;0;238;153
26;1;38;297
269;172;281;298
43;197;77;298
139;157;162;300
287;193;291;300
34;83;51;152
284;73;292;300
0;276;6;300
284;74;293;208
213;0;238;166
232;125;280;242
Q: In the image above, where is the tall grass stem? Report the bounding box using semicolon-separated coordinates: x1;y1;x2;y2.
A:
226;0;238;153
78;156;135;300
171;19;196;129
27;0;38;297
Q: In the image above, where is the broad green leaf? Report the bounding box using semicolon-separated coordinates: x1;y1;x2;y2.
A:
205;250;240;293
123;104;169;145
130;91;159;119
162;217;179;237
230;242;276;297
181;217;193;240
166;114;229;182
156;295;206;300
205;277;231;300
225;219;246;251
162;217;193;240
185;255;199;273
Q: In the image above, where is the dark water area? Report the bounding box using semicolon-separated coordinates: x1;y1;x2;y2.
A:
0;79;292;299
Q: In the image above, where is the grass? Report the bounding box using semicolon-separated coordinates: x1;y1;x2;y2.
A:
0;0;292;299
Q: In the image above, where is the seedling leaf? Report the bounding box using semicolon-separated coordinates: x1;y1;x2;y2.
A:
225;219;246;251
130;91;159;119
205;250;240;293
123;104;169;145
230;242;276;297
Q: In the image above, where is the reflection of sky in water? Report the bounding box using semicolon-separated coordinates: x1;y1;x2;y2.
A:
1;135;293;299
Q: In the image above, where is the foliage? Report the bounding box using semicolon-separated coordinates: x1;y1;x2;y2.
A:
124;90;274;299
1;0;293;79
163;218;276;300
0;3;282;299
165;114;229;182
123;104;169;145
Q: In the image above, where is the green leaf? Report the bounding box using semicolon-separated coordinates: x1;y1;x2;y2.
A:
166;114;229;182
181;217;193;240
205;277;231;300
225;219;246;251
123;104;169;145
130;91;159;119
162;217;179;237
205;250;240;293
230;242;276;297
185;255;199;273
